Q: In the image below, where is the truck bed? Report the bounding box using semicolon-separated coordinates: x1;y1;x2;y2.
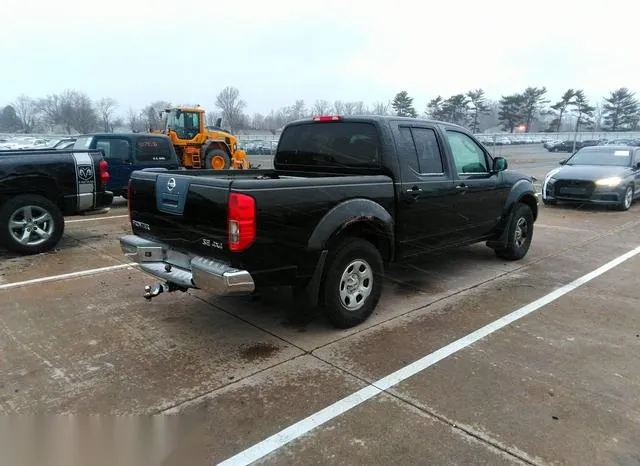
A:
128;168;395;287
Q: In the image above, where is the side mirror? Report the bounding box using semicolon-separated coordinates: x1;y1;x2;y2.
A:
492;156;508;172
559;159;566;165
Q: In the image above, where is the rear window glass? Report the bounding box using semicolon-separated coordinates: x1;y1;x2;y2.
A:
135;137;172;162
276;122;381;168
73;136;92;150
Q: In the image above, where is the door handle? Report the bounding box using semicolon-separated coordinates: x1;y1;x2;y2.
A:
406;186;423;196
455;184;468;191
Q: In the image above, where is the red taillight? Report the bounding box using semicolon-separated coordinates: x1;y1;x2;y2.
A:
98;159;109;184
312;115;343;122
228;193;256;252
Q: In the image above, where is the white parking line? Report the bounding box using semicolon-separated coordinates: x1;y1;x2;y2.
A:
65;215;128;223
0;263;136;290
217;244;640;466
535;224;589;232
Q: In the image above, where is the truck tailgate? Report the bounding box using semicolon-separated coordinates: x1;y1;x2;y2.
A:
129;170;233;263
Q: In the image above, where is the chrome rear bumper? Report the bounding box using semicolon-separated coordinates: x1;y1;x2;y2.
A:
120;235;255;295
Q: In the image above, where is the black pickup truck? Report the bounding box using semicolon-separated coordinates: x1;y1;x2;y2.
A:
0;149;113;254
121;116;538;328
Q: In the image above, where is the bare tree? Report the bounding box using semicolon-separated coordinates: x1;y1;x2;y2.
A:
215;86;246;132
352;101;368;115
287;100;306;121
96;97;118;132
371;101;389;116
70;92;98;133
12;95;39;133
110;117;125;132
54;90;98;134
312;99;331;115
141;100;170;131
251;113;266;129
333;100;345;114
128;107;139;132
38;94;64;129
343;102;356;115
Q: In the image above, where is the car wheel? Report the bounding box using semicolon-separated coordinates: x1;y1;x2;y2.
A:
495;203;534;261
617;185;634;211
205;149;231;170
322;237;384;329
0;195;65;255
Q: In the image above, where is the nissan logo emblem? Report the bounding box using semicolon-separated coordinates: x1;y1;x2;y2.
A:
167;178;176;191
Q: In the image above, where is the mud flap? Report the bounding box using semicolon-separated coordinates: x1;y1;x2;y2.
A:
303;249;328;308
486;210;514;250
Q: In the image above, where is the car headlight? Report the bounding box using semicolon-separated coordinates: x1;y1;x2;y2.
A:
595;177;623;187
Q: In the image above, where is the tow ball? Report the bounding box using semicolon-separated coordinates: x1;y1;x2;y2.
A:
144;281;188;300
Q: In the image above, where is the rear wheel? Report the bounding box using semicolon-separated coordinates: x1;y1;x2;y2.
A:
322;237;384;328
0;195;64;255
205;149;231;170
494;203;534;261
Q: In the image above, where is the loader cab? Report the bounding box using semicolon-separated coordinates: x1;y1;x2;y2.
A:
164;109;203;141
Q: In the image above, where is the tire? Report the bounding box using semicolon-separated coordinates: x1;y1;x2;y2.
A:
322;237;384;329
616;185;634;211
205;149;231;170
494;203;534;261
0;195;65;255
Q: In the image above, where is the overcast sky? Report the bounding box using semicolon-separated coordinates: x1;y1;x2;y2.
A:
1;0;635;116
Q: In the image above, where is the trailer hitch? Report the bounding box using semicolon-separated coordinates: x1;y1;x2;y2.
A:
144;281;188;300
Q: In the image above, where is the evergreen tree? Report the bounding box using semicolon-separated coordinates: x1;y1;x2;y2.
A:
498;94;525;132
602;87;639;131
466;89;489;133
0;105;21;132
520;86;549;132
391;91;417;117
550;89;576;132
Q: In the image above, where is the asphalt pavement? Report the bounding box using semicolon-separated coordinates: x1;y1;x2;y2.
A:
1;145;639;466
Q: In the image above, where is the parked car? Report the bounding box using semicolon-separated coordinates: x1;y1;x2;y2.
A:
0;149;113;254
544;139;562;150
73;133;180;198
541;145;640;210
120;115;538;328
547;140;580;152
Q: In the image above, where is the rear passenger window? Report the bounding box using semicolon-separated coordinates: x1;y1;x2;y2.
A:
397;126;444;174
411;128;444;173
135;137;171;162
397;126;420;174
96;138;130;161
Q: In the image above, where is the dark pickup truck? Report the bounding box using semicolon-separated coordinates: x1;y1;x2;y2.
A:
72;132;181;198
0;149;113;254
120;116;538;328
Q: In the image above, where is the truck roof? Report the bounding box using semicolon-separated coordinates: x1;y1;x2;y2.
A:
77;132;172;141
284;115;469;131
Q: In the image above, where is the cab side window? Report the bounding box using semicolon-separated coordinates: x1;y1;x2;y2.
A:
96;139;130;162
446;131;488;174
411;127;444;174
397;126;445;175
